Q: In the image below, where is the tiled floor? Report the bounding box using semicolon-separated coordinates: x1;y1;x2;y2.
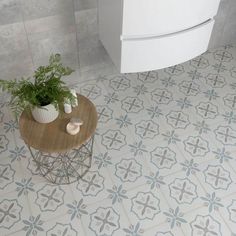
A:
1;44;236;236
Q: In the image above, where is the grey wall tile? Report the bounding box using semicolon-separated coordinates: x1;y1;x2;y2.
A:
78;34;111;70
75;8;98;40
0;57;34;80
209;0;230;48
221;0;236;45
21;0;74;20
24;13;76;35
0;22;29;55
73;0;97;12
28;30;77;63
209;0;236;48
0;0;22;25
0;0;79;81
209;22;224;49
62;69;81;86
33;51;78;69
74;8;104;71
0;50;31;70
0;19;33;81
78;33;101;50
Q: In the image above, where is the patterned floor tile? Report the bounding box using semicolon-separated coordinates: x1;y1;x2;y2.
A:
217;193;236;234
121;183;169;230
195;158;236;200
104;150;150;191
0;190;31;236
29;210;85;236
69;167;114;205
0;129;25;195
144;222;186;236
26;182;72;222
1;44;236;236
181;205;233;236
159;169;207;213
77;197;131;236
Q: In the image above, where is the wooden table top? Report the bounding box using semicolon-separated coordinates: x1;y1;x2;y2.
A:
19;94;97;153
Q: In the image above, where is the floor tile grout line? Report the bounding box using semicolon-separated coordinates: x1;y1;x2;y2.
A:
105;165;133;226
218;210;234;235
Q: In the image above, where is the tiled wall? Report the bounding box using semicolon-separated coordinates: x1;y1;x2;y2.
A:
0;0;32;80
0;0;236;81
0;0;78;82
74;0;111;73
209;0;236;48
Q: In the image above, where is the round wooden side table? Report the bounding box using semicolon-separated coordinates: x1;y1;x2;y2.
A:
19;94;98;184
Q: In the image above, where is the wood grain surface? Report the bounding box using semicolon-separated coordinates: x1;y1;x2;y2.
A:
19;94;97;153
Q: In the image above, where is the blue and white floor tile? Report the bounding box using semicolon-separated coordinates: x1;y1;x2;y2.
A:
1;44;236;235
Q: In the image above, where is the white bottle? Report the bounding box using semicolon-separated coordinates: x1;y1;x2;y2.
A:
70;89;78;108
64;100;72;114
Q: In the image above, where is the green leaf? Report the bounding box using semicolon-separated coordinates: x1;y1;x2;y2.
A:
0;54;75;117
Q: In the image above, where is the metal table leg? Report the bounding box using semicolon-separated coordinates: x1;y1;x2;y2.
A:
28;136;94;184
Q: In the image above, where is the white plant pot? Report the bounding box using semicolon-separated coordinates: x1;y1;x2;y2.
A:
31;104;59;123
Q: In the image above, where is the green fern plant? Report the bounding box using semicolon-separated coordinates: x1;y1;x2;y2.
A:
0;54;76;116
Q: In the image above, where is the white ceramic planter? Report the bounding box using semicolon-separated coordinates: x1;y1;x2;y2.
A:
31;104;59;123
